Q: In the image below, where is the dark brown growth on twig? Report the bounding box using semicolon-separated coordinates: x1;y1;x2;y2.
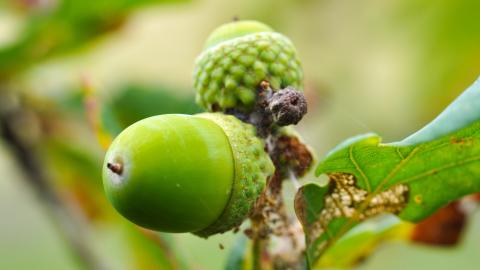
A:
268;87;307;126
225;80;308;137
228;80;311;269
269;134;314;178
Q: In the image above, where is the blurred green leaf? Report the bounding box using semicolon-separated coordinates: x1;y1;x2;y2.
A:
225;234;249;270
317;216;412;269
296;78;480;267
393;0;480;116
126;225;189;270
103;84;201;136
44;139;102;188
0;0;187;79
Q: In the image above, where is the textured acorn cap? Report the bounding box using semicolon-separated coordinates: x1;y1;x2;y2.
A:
193;20;303;112
194;113;275;237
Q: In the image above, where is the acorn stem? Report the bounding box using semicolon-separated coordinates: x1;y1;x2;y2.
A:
107;162;123;175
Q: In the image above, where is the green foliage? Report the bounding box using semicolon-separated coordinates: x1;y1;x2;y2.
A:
225;234;250;270
296;78;480;267
44;139;103;186
396;0;480;113
125;225;189;270
398;78;480;146
104;84;201;134
317;216;411;268
0;0;186;79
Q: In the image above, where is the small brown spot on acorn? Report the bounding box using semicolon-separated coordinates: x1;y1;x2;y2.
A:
107;162;123;175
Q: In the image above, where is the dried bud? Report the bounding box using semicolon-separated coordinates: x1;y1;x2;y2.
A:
268;87;307;126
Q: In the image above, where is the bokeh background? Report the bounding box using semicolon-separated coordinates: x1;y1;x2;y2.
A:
1;0;479;269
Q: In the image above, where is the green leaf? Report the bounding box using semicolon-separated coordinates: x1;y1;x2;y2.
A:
295;77;480;267
80;83;201;147
43;139;103;188
224;234;249;270
125;224;189;270
316;215;412;268
0;0;187;79
397;76;480;146
102;84;201;136
108;84;201;129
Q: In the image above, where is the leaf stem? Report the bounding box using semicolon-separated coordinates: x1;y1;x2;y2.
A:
252;237;263;270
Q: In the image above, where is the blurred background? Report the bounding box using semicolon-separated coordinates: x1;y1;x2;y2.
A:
0;0;479;269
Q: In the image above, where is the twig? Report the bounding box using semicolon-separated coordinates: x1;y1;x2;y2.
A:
252;233;264;270
289;170;301;190
238;81;312;269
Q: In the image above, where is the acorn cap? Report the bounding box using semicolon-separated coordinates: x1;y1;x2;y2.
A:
193;20;303;112
194;113;275;237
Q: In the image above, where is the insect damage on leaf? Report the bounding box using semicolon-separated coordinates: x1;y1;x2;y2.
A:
298;77;480;267
305;173;408;252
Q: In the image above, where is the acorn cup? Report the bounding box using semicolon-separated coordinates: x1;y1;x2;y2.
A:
193;20;304;112
102;113;274;237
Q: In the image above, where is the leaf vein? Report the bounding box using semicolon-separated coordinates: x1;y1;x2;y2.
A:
349;146;371;192
397;154;480;185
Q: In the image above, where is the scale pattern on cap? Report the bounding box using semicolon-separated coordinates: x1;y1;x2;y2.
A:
194;113;274;237
193;32;303;112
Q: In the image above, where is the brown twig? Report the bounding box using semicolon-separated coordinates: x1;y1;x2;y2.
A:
229;80;312;269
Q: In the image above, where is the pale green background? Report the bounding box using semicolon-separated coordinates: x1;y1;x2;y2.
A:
1;0;479;269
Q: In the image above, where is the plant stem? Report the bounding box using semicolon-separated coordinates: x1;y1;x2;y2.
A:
252;237;263;270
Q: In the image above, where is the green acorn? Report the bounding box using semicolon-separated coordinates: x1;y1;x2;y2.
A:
102;113;274;237
193;20;303;112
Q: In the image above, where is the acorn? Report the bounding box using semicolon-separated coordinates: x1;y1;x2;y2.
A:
102;113;274;237
193;20;303;112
